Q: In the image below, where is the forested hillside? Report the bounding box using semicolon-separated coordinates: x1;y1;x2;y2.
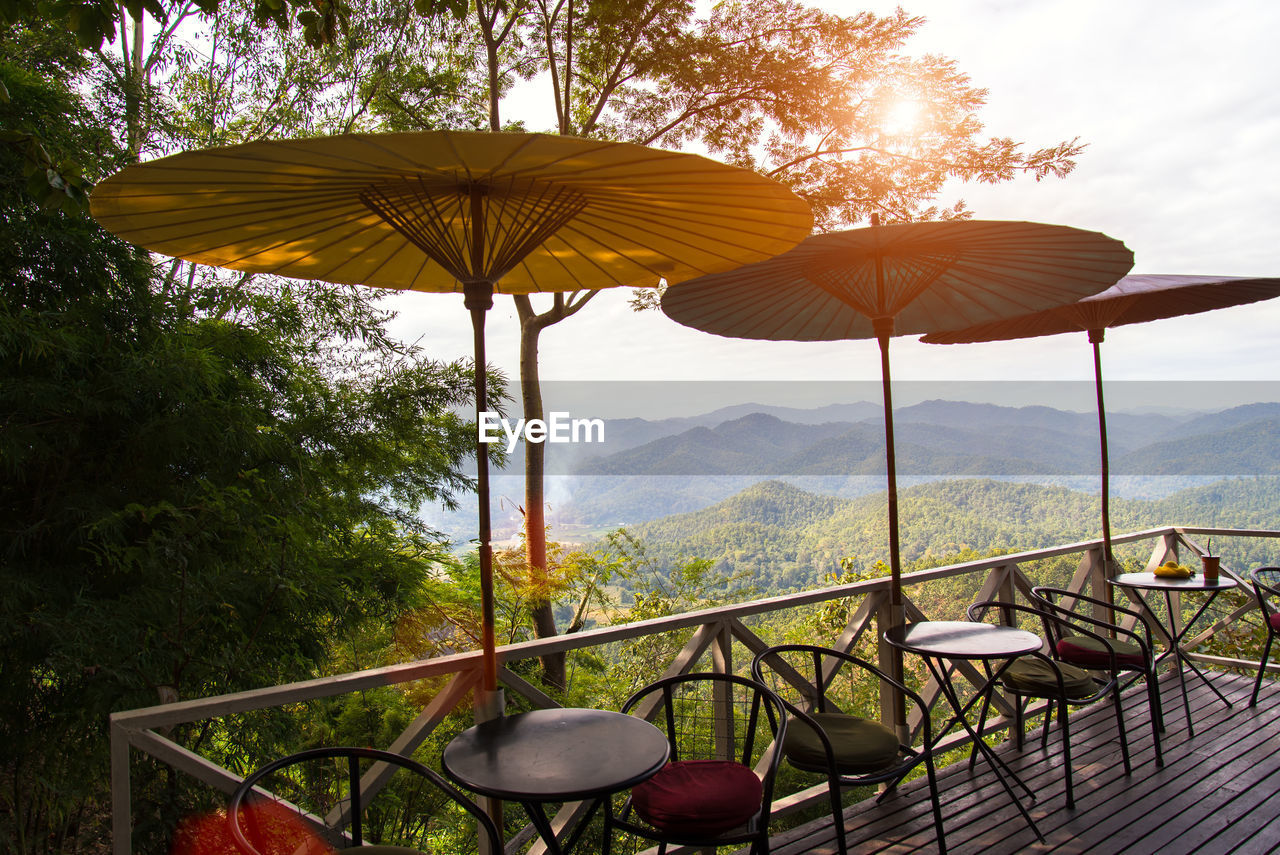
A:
631;477;1280;593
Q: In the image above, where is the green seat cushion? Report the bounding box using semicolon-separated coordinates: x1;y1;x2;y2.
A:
783;712;900;774
1002;658;1097;699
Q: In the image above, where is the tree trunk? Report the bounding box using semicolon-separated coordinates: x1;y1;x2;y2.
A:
514;292;598;688
517;298;567;689
122;16;145;161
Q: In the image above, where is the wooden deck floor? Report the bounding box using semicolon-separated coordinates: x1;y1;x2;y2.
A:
767;670;1280;855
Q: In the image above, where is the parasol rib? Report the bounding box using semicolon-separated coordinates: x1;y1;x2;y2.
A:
360;176;588;283
808;253;958;320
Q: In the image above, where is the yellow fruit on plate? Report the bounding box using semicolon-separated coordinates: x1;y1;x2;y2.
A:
1154;561;1192;578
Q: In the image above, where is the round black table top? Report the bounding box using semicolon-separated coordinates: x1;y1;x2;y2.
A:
885;620;1043;659
442;708;670;803
1111;572;1238;593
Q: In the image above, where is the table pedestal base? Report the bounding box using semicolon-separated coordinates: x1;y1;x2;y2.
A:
922;656;1045;844
1125;586;1233;737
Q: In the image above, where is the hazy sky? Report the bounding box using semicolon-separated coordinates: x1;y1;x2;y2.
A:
384;0;1280;414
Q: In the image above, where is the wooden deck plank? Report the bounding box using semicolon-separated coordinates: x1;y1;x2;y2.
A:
1218;764;1280;855
891;679;1183;853
961;674;1276;854
764;671;1280;855
1009;673;1272;853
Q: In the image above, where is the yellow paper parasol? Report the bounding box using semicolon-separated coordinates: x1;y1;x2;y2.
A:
92;130;813;692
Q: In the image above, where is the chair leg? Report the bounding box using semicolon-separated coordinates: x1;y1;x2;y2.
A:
1146;665;1167;733
1252;631;1275;706
1110;683;1132;776
1014;696;1025;751
827;778;848;855
924;750;948;855
1145;675;1165;768
1040;700;1053;752
1059;699;1075;809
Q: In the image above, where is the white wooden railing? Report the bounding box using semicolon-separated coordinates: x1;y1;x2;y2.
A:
109;525;1280;854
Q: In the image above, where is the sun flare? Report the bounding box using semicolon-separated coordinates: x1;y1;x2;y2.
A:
879;97;925;137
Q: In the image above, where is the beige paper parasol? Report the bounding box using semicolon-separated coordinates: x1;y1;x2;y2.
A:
661;218;1133;719
923;274;1280;569
92;130;813;692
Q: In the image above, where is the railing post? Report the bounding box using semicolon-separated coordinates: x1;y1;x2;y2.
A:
111;719;131;855
1086;546;1113;627
996;563;1018;629
993;564;1022;745
1147;533;1180;570
713;621;733;760
474;686;506;855
712;620;733;676
1147;534;1184;651
877;596;908;741
997;564;1016;605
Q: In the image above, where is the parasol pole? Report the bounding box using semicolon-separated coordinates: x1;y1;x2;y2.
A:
869;214;903;608
465;282;498;695
869;215;907;734
1090;327;1115;586
876;319;903;605
875;318;907;735
465;183;499;696
1089;327;1120;626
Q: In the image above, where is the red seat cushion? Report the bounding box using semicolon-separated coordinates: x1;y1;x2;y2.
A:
631;759;762;835
1270;612;1280;632
1057;635;1146;668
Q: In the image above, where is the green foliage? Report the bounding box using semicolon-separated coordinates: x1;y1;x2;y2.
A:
0;29;495;851
0;0;344;51
524;529;759;711
1;28;114;211
164;0;491;147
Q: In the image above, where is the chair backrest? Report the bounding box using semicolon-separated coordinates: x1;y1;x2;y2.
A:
619;673;787;811
227;746;501;855
1031;585;1156;649
967;598;1059;643
751;644;924;721
1251;567;1280;618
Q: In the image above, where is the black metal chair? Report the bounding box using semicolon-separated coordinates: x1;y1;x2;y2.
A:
227;746;501;855
1032;585;1165;757
604;672;787;855
751;644;947;855
967;599;1134;809
1249;567;1280;706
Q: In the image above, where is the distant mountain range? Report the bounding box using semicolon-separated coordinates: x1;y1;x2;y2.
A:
571;400;1280;478
422;399;1280;542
